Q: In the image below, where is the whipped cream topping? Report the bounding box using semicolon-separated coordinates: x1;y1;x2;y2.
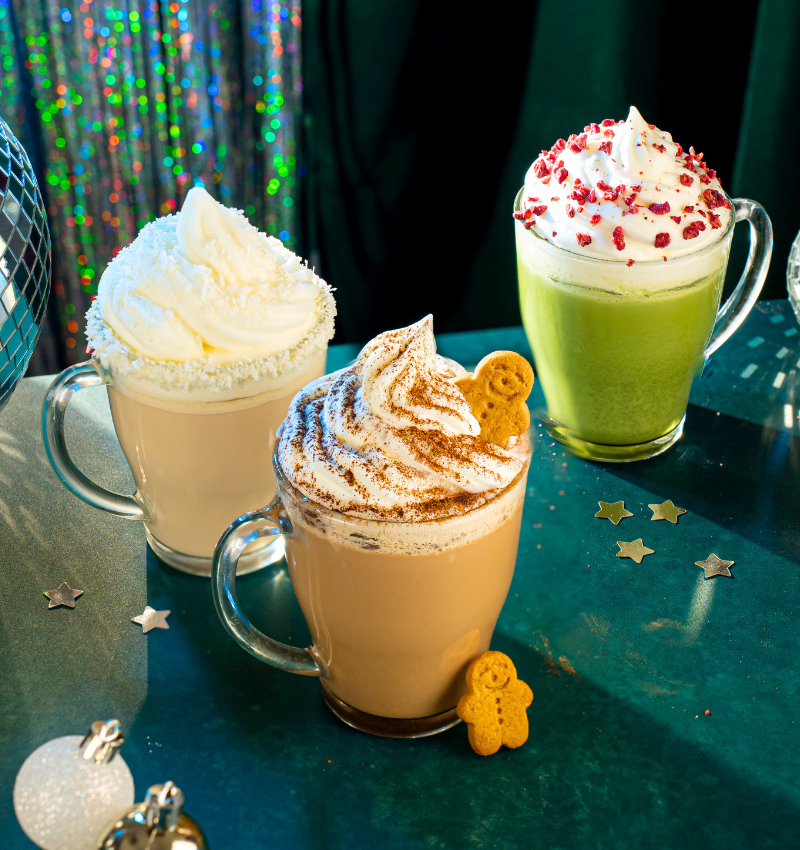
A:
277;316;530;521
518;106;732;263
86;187;335;398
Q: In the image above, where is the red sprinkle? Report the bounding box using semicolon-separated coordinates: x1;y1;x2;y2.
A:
683;222;702;240
588;189;597;203
599;141;613;155
708;211;722;229
523;221;535;230
700;173;711;184
552;231;557;237
576;233;592;247
707;169;717;180
603;129;615;138
590;214;601;225
588;122;600;134
670;215;682;224
566;204;575;218
654;232;671;248
703;189;731;210
556;167;568;184
705;710;711;716
531;205;548;216
569;134;588;153
697;208;707;218
601;118;616;127
612;226;625;251
513;211;525;220
626;259;635;267
648;202;671;215
684;205;694;213
653;143;666;153
680;173;694;187
676;144;683;156
533;159;550;179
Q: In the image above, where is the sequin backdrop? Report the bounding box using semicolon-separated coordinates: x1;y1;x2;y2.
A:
0;0;302;373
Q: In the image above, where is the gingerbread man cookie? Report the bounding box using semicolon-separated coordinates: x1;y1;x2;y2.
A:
455;352;534;447
457;650;533;756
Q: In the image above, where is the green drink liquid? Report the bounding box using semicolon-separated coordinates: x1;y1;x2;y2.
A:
516;226;727;447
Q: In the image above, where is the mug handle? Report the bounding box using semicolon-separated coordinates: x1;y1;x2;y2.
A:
211;497;322;676
704;198;773;358
41;361;148;520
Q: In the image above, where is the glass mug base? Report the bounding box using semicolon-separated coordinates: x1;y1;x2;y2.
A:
145;527;285;576
320;679;462;739
537;409;686;463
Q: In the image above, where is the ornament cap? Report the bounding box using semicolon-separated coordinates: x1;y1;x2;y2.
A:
81;719;125;764
145;782;185;831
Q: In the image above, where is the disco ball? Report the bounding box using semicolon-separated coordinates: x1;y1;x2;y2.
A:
0;114;51;414
788;229;800;325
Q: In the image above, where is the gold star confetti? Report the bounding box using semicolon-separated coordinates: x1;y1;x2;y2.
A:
131;606;171;633
648;500;687;523
615;539;654;564
595;501;634;525
695;554;734;579
43;582;83;609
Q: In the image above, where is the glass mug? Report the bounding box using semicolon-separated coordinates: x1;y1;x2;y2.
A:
515;190;772;462
212;446;531;738
41;351;326;575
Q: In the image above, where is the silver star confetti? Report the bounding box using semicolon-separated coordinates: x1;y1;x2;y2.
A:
131;606;171;633
615;539;655;564
649;500;687;524
595;501;634;525
695;553;734;579
43;582;83;609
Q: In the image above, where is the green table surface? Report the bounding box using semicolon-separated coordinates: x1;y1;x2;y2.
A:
2;301;799;850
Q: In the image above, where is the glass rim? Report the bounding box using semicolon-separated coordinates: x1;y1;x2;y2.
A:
271;435;532;528
514;185;735;267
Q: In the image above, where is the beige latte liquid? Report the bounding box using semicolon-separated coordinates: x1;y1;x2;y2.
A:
283;472;528;719
108;351;325;559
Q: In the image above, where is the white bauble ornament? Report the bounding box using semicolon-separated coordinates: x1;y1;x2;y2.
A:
13;720;135;850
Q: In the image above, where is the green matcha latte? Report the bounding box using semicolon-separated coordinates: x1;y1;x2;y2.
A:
515;106;734;456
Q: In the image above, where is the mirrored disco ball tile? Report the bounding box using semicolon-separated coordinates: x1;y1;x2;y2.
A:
0;114;51;413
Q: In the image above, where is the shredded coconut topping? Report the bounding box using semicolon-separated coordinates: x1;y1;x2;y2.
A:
277;316;529;521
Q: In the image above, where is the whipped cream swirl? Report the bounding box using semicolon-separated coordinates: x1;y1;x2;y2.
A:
277;316;529;521
86;187;335;397
518;106;732;262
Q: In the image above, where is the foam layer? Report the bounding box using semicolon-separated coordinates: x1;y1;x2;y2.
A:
519;106;733;264
279;464;529;555
277;316;531;521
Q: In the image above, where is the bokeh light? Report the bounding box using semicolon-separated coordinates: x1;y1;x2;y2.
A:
0;0;302;362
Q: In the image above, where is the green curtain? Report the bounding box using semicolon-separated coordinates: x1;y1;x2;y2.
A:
302;0;799;344
4;0;302;375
